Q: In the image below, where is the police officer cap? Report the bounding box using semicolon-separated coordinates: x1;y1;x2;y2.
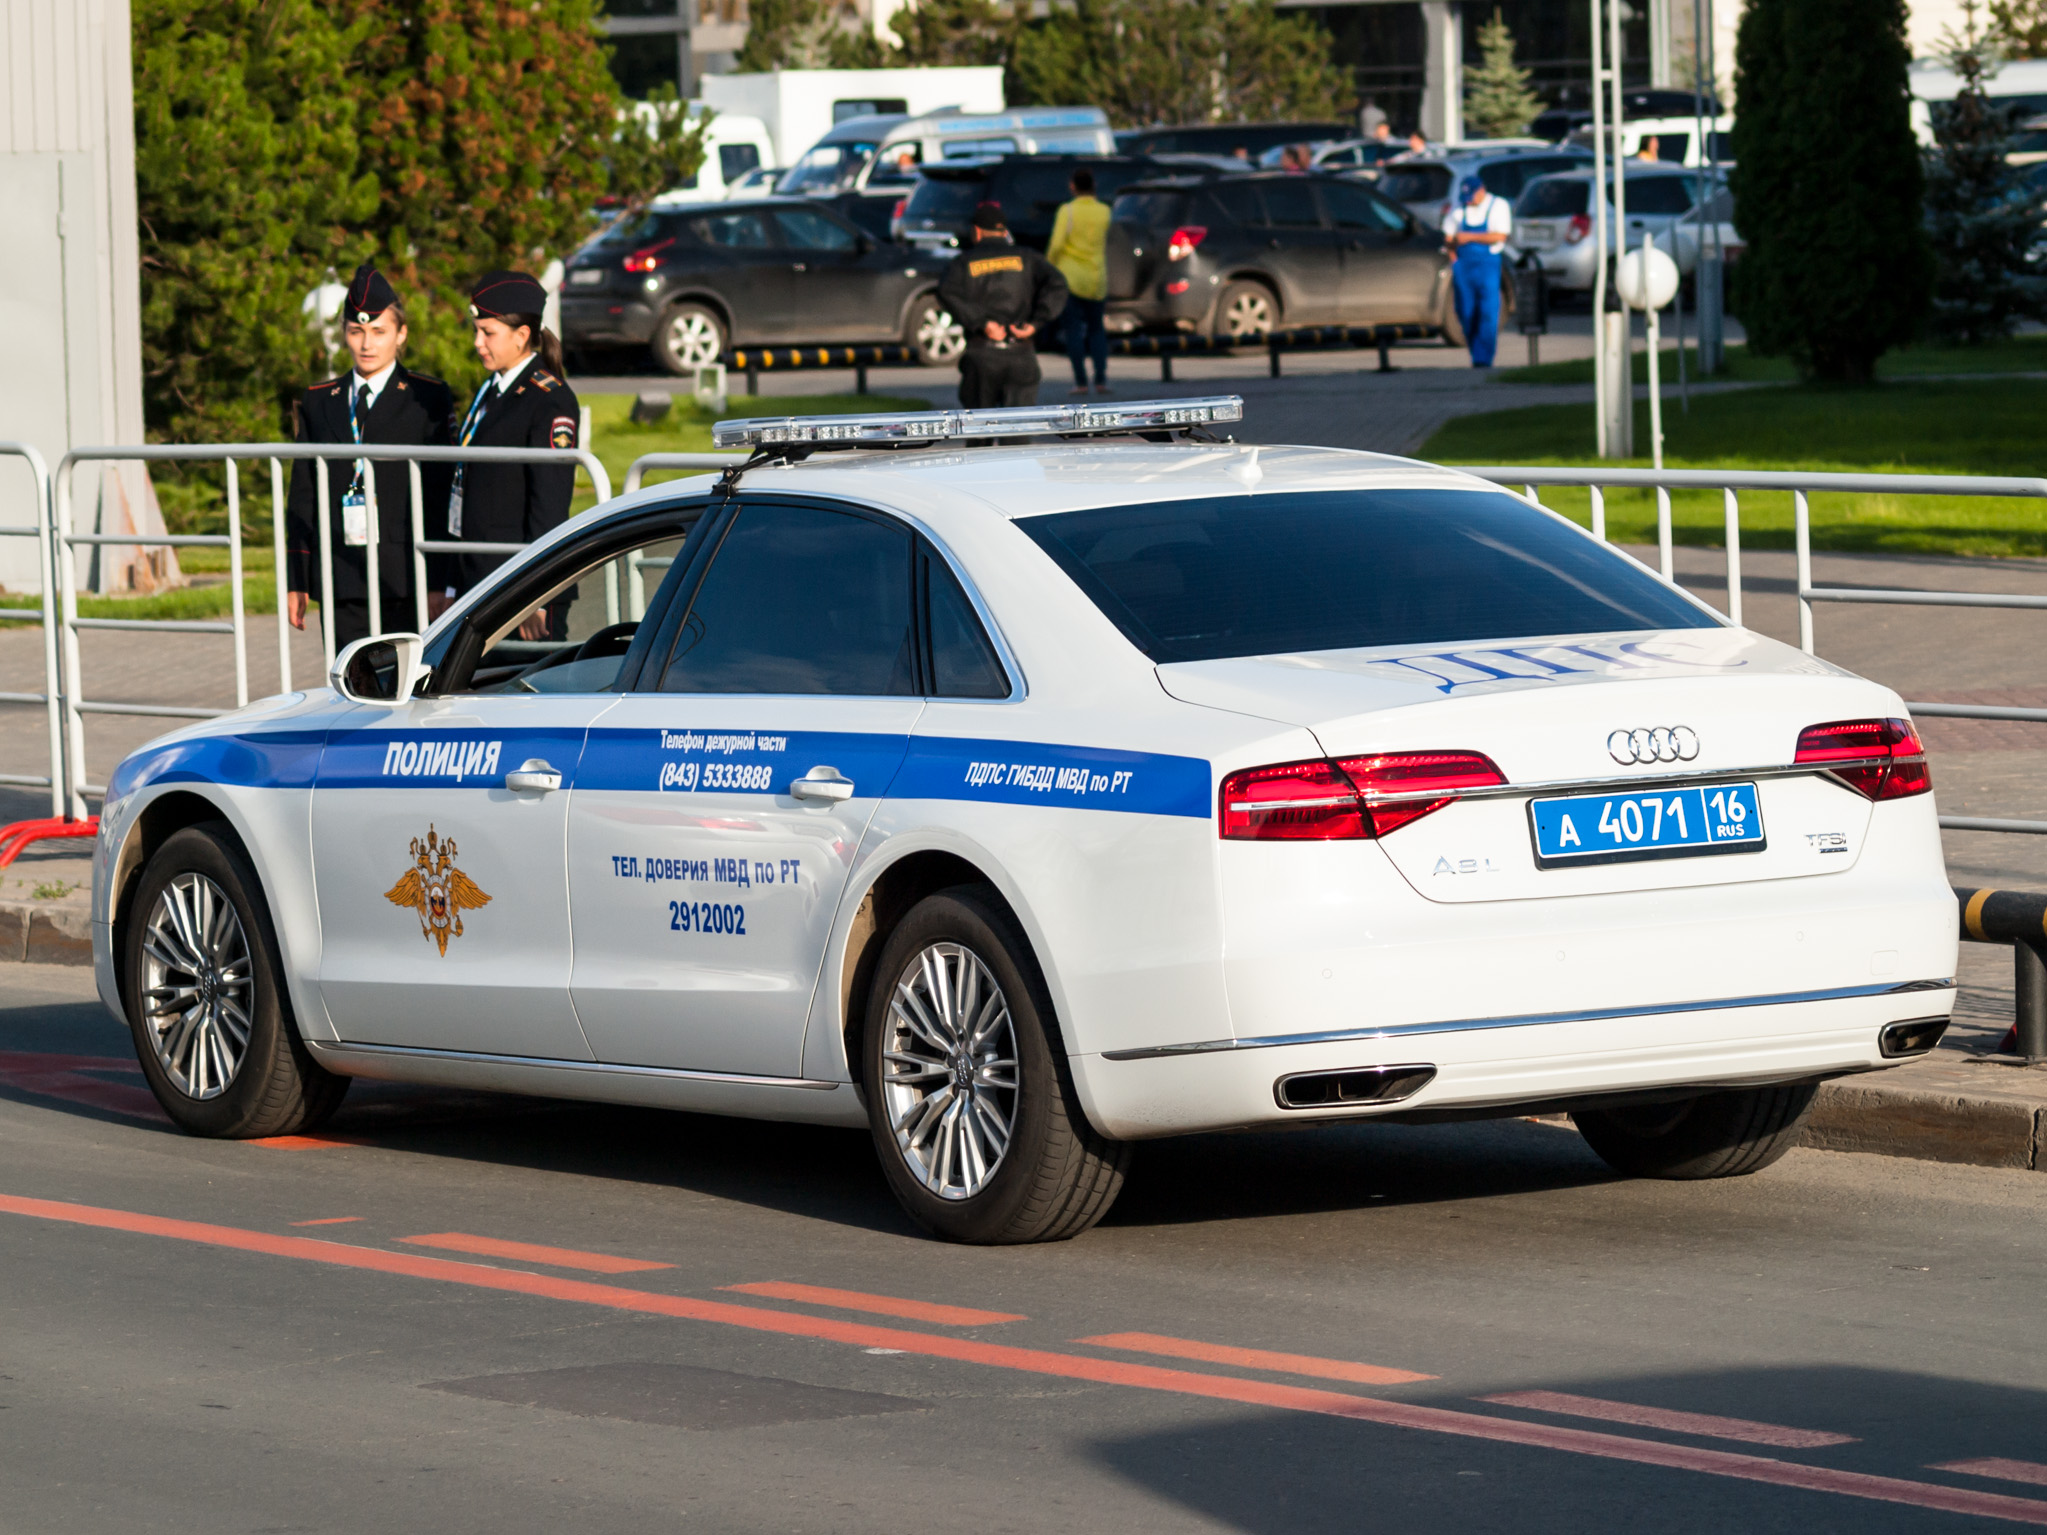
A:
345;263;399;324
970;201;1007;231
469;270;549;319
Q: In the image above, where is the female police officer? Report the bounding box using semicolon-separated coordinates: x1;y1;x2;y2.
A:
286;264;456;651
436;270;582;636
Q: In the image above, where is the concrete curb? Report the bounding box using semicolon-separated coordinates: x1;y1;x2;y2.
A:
0;901;92;966
1801;1074;2045;1171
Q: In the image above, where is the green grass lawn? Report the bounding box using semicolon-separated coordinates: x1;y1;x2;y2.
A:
1493;332;2047;387
1423;376;2047;556
0;390;932;621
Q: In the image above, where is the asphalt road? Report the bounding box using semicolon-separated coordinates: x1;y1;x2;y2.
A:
7;962;2047;1533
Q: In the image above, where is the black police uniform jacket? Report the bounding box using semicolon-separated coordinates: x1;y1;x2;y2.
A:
938;239;1069;347
448;363;581;594
286;365;457;606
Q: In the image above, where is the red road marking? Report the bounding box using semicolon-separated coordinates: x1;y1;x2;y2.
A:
289;1217;364;1226
399;1232;674;1274
1079;1330;1433;1386
1479;1389;1856;1449
0;1050;164;1123
4;1191;2047;1528
248;1135;366;1149
720;1280;1024;1326
1940;1461;2047;1489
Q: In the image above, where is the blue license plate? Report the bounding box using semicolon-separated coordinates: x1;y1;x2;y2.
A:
1529;782;1765;867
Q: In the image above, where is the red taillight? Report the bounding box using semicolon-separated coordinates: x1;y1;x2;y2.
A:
893;198;907;220
1338;751;1508;835
1794;717;1931;801
1166;225;1207;262
1220;752;1504;840
1565;213;1592;244
622;237;674;273
1164;278;1191;294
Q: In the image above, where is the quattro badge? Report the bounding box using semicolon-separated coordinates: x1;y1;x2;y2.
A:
385;825;492;955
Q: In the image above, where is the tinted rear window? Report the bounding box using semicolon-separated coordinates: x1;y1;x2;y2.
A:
1377;165;1453;203
1623;175;1700;214
1112;190;1189;227
1019;490;1715;664
1518;177;1589;217
906;173;989;220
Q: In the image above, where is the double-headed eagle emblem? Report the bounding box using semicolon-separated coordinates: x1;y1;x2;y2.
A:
384;824;491;956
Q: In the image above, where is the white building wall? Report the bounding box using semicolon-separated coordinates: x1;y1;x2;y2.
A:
0;0;166;596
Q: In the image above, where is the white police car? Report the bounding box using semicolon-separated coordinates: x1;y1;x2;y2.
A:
92;398;1956;1243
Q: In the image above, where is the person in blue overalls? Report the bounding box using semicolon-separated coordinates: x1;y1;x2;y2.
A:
1442;174;1513;368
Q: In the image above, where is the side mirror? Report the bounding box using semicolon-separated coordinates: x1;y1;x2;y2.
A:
330;633;427;707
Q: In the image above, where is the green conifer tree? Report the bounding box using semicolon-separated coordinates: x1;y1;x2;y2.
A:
1926;5;2044;340
1730;0;1931;381
1463;11;1545;139
891;0;1013;66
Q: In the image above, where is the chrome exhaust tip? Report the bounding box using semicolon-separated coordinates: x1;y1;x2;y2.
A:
1274;1063;1437;1111
1879;1017;1949;1059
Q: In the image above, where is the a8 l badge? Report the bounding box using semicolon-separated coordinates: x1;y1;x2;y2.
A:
384;825;492;955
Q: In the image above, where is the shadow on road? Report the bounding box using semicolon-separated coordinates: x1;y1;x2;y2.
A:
1084;1364;2047;1533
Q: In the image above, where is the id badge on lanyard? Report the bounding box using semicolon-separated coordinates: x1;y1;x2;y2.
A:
450;379;495;538
344;384;369;546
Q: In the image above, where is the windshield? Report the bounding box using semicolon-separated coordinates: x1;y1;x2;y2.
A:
1018;489;1715;664
780;142;875;194
1377;165;1453;203
1622;175;1701;214
1518;178;1589;217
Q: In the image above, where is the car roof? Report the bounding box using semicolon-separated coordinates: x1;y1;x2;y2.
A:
599;442;1498;531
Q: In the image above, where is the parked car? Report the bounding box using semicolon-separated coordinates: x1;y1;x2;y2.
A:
1531;89;1723;144
894;154;1196;253
724;164;787;199
1312;138;1411;174
1511;164;1707;293
1105;171;1451;341
560;198;962;375
1376;145;1593;232
1566;114;1735;168
778;107;1116;199
1115;121;1350;159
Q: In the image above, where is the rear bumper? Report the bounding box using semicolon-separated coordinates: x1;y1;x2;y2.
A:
1069;982;1954;1139
562;296;656;346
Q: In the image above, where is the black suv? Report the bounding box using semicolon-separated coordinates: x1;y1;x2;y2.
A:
561;199;958;375
894;155;1193;254
1115;121;1350;158
1106;172;1450;340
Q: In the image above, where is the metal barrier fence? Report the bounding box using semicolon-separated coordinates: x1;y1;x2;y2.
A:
1465;465;2047;837
0;444;63;839
49;444;608;816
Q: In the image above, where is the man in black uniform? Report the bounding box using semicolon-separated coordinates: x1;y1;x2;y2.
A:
937;202;1068;408
287;264;457;651
441;270;582;636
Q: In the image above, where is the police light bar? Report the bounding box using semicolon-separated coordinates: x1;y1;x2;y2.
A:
710;395;1243;450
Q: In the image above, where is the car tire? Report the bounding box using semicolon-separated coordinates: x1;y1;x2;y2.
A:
862;885;1128;1244
123;824;348;1139
1211;280;1279;346
1440;291;1466;348
652;303;727;376
907;294;967;367
1573;1083;1818;1180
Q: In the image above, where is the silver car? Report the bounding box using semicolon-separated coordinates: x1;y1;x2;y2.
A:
1513;164;1707;292
1375;145;1593;233
1656;182;1744;276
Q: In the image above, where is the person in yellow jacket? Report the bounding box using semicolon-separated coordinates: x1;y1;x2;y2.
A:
1047;169;1112;396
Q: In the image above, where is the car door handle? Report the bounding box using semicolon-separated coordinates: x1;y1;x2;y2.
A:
790;766;854;802
506;758;563;793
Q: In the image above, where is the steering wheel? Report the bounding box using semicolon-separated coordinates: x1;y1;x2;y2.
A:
572;621;639;662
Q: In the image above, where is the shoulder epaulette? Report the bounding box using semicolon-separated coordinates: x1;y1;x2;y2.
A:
408;371;447;386
309;379;343;394
531;371;559;391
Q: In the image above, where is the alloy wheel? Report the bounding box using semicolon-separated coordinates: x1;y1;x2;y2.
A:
663;310;724;369
879;941;1020;1201
140;872;254;1100
917;304;967;365
1220;288;1274;340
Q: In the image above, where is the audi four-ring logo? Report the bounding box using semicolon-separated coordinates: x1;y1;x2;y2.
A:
1607;726;1700;764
